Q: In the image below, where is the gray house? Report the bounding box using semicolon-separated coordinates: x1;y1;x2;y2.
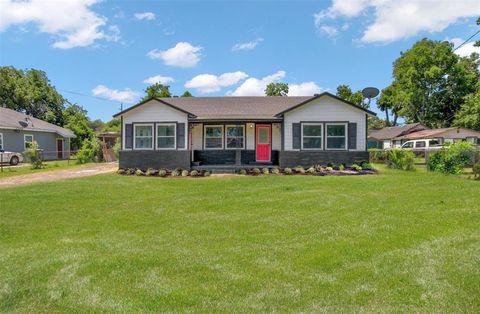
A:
114;92;376;170
0;107;75;161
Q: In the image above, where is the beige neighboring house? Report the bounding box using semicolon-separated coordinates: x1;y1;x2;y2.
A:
368;123;429;149
397;127;480;145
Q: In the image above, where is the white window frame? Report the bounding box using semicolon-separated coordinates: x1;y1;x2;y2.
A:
133;123;154;150
0;133;3;150
24;134;34;150
325;123;348;150
301;123;323;150
156;123;176;150
225;125;245;150
204;125;224;150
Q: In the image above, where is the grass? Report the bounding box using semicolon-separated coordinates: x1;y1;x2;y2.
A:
0;160;91;178
0;168;479;313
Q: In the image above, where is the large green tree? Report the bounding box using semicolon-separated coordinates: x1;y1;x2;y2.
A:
335;85;366;108
181;91;193;97
103;118;121;133
63;104;94;150
0;66;65;124
453;88;480;131
265;83;289;96
142;83;172;101
390;39;479;127
376;83;408;126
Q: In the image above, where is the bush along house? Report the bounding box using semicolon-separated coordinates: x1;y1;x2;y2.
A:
113;92;376;170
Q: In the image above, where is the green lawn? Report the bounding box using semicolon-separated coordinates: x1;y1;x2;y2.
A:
0;168;479;313
0;160;91;178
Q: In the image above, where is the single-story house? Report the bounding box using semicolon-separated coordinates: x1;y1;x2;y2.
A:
396;127;480;145
368;123;429;149
113;92;376;170
0;107;75;160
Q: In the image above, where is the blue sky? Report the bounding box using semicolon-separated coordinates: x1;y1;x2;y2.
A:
1;0;479;121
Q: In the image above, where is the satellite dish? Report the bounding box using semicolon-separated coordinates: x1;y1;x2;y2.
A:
18;120;29;128
362;87;380;99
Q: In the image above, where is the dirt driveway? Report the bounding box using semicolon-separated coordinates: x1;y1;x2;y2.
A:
0;163;117;188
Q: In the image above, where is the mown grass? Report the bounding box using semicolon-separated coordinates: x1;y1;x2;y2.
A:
0;160;92;178
0;168;479;313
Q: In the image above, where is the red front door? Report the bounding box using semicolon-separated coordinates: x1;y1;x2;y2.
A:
256;124;271;162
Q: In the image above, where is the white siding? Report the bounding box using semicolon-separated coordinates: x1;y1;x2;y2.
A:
283;96;367;151
121;100;188;150
246;123;255;150
272;123;281;150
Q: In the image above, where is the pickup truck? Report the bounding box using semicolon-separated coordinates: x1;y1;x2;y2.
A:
0;150;24;165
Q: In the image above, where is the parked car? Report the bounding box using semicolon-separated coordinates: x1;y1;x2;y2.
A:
0;150;24;165
401;139;443;150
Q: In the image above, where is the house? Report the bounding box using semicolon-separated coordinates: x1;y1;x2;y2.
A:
396;127;480;145
0;107;75;160
113;92;376;170
368;123;429;149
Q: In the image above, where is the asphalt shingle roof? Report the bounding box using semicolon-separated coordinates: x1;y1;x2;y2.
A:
368;123;427;140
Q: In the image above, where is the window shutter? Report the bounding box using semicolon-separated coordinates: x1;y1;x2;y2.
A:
125;124;133;149
177;123;185;149
348;123;357;150
292;123;301;149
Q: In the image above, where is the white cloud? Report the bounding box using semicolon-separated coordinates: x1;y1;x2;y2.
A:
232;38;264;51
314;0;480;43
147;42;202;68
0;0;119;49
319;26;339;38
230;71;286;96
134;12;155;21
185;72;249;93
450;38;480;58
288;82;323;96
143;75;175;85
92;85;139;103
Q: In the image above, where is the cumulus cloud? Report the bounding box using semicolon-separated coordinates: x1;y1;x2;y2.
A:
185;72;249;93
147;42;202;67
450;38;480;58
314;0;480;43
143;75;175;85
134;12;155;21
92;85;139;103
288;82;323;96
0;0;119;49
230;71;286;96
232;38;264;51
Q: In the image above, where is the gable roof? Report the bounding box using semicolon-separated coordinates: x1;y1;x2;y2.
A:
396;127;480;140
0;107;76;138
113;92;376;120
368;123;428;140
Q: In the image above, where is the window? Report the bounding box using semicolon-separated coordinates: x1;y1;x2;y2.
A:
429;139;441;147
415;141;426;148
156;124;176;149
204;125;223;149
24;134;34;149
302;123;322;149
0;133;3;150
402;141;414;149
134;124;153;149
325;123;347;150
225;125;245;149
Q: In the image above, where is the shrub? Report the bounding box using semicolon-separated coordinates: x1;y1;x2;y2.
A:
294;166;305;174
325;166;333;171
473;161;480;180
271;167;280;175
135;169;145;176
385;149;415;171
158;169;167;177
146;168;157;176
117;168;126;175
190;170;199;177
251;168;261;175
127;168;135;175
76;137;102;164
427;142;475;175
369;149;387;163
113;139;121;159
351;163;362;171
361;162;374;170
203;171;211;177
306;167;316;174
238;169;247;175
262;168;270;175
283;167;293;175
24;141;43;169
338;164;345;171
314;165;323;172
171;169;181;177
181;170;189;177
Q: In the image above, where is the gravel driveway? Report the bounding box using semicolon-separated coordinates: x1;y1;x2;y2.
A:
0;163;117;188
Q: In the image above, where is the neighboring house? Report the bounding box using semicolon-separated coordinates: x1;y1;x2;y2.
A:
368;123;429;149
0;107;75;160
114;92;376;170
397;127;480;145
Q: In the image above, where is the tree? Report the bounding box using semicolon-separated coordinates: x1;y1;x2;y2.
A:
265;83;289;96
453;88;480;131
335;85;366;108
376;83;408;126
390;39;479;127
0;66;65;124
142;83;172;101
88;119;105;132
475;17;480;47
368;116;386;131
103;118;121;133
62;104;94;150
181;91;193;97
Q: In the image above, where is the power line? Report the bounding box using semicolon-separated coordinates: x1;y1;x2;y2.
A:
59;89;120;103
453;29;480;52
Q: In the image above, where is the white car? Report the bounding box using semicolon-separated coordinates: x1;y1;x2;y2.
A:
0;150;24;165
401;139;443;150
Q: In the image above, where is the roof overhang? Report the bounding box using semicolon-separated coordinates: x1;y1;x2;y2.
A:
113;97;196;118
